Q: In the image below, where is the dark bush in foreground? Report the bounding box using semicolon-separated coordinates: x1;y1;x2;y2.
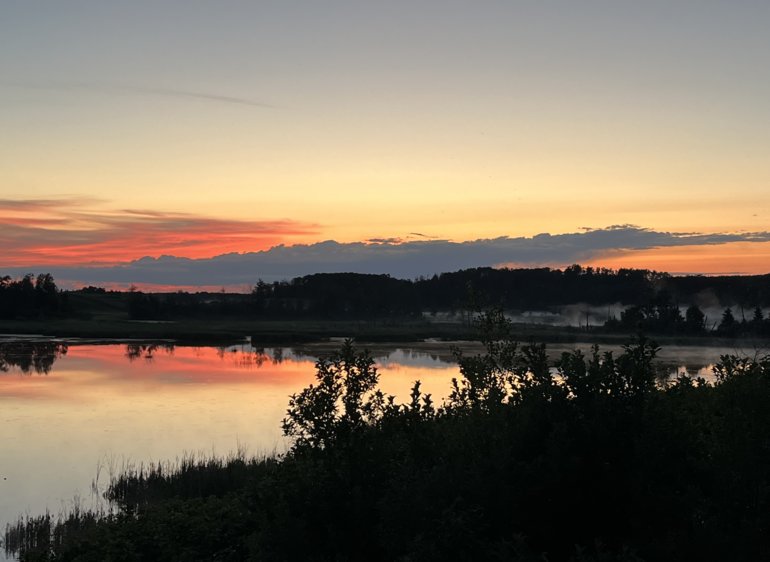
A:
6;312;770;561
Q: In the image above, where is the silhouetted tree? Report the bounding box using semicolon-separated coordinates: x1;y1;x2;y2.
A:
718;307;737;336
685;304;706;334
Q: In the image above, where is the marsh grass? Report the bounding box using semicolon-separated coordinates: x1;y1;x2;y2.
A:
3;447;279;560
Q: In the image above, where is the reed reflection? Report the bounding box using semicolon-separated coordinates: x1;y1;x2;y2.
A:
125;343;175;362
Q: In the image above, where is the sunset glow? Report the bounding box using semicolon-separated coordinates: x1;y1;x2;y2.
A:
585;241;770;276
2;2;769;281
0;202;318;266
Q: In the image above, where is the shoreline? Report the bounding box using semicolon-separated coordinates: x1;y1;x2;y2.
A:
1;317;766;351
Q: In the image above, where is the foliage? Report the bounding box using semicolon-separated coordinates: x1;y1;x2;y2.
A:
0;273;65;319
281;340;385;448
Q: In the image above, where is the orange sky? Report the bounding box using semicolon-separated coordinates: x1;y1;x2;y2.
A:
584;241;770;276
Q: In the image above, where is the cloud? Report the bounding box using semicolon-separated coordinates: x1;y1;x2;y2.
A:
0;198;318;267
366;237;403;244
1;81;273;109
3;223;770;288
0;196;101;211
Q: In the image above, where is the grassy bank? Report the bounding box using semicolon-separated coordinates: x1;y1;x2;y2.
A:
1;316;760;349
0;317;470;343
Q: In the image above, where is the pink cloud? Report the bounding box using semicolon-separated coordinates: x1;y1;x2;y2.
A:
0;198;319;266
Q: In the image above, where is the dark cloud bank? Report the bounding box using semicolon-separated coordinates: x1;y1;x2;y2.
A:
5;226;770;288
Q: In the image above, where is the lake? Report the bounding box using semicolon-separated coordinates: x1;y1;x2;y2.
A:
0;336;754;551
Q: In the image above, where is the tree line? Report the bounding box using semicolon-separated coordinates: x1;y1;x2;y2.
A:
0;273;66;319
253;266;770;321
3;268;770;338
603;289;770;337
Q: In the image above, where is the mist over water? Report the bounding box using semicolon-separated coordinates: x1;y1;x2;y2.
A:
425;304;770;330
508;303;625;328
423;305;625;327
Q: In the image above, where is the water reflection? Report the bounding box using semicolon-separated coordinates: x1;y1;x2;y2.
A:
0;340;463;537
125;343;174;362
0;341;68;374
0;339;745;381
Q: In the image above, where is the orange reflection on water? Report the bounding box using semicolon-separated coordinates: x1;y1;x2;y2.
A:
0;343;460;529
3;344;459;402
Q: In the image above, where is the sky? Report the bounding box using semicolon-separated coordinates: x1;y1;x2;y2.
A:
2;1;769;287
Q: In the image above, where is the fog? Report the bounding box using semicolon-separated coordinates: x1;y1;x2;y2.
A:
426;305;770;330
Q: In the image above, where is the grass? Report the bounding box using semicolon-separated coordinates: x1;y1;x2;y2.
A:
2;315;762;351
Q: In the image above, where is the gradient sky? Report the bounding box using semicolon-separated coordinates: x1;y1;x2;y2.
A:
2;1;769;281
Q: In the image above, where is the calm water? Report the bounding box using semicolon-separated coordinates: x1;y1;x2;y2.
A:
0;337;754;544
0;340;460;536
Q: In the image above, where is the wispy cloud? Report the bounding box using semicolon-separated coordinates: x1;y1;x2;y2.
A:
0;198;317;266
0;81;273;108
119;84;274;108
0;196;101;211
